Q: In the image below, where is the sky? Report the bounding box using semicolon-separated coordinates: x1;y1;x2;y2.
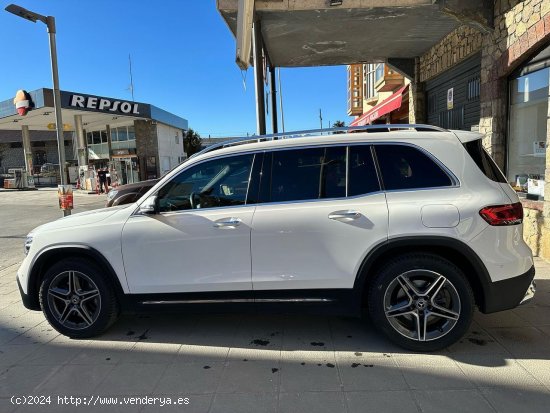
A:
0;0;352;138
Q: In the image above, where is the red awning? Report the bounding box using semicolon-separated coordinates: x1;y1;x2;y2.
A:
350;84;409;127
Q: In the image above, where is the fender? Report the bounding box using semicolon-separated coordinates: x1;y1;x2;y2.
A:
27;244;127;310
352;236;493;312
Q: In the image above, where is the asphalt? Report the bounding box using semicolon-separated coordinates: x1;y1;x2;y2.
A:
0;189;549;412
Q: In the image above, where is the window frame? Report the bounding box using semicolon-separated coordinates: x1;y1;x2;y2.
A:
149;141;459;213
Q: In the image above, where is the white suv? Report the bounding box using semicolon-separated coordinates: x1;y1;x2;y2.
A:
17;125;536;351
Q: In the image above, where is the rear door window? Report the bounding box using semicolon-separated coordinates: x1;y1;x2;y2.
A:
348;145;381;196
268;147;346;202
375;144;453;190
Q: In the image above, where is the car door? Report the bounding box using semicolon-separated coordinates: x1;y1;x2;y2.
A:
251;145;388;291
121;152;257;294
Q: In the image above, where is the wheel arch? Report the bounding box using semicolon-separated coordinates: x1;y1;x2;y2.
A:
353;236;492;313
27;245;126;311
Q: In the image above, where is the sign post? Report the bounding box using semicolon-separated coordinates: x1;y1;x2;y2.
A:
58;185;73;211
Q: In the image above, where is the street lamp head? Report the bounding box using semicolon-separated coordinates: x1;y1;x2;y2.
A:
5;4;47;24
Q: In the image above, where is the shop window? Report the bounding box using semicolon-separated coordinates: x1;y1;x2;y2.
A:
508;66;548;199
127;126;135;140
92;131;101;144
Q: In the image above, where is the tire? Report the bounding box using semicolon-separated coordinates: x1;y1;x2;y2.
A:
367;253;474;352
39;258;119;338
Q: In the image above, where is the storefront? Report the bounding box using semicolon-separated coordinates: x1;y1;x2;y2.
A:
507;44;549;202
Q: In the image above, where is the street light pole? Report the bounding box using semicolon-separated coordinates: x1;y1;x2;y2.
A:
5;4;70;216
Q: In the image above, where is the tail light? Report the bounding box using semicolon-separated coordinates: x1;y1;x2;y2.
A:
479;202;523;226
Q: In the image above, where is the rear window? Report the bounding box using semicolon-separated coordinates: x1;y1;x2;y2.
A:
463;139;507;183
375;144;453;190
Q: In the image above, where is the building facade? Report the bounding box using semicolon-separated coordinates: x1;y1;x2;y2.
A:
347;63;409;126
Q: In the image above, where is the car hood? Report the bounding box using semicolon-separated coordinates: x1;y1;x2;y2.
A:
31;204;133;234
116;179;159;192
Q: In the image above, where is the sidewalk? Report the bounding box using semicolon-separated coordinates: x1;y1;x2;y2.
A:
0;258;548;413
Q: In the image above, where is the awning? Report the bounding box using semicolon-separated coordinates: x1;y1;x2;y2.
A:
350;84;409;127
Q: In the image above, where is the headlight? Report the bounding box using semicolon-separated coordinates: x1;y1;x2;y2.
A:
24;235;33;255
107;189;118;201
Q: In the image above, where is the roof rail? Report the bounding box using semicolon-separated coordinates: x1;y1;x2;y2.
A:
191;124;447;159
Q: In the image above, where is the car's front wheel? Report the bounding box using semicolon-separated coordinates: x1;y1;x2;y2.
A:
368;253;474;352
39;258;119;338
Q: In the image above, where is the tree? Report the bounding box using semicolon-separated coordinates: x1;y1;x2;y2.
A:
332;120;346;134
183;128;202;157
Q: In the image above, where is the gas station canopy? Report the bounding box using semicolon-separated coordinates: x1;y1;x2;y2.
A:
0;88;187;132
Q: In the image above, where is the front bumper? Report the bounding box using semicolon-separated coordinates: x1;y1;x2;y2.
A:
481;265;535;314
17;276;40;311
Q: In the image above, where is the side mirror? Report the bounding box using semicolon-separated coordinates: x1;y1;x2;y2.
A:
139;195;158;215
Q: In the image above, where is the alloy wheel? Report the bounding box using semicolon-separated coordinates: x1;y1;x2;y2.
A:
47;270;102;330
383;269;461;342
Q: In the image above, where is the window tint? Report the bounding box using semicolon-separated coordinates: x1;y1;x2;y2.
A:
269;147;346;202
157;154;254;212
375;145;452;190
463;139;507;183
348;145;380;196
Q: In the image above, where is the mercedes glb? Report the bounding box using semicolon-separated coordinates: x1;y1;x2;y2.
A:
17;125;536;351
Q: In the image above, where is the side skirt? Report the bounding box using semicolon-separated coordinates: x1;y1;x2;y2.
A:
122;289;359;317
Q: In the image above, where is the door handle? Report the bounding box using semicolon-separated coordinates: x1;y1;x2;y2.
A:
213;217;242;228
328;210;361;220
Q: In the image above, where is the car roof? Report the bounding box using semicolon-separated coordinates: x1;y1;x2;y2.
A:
190;128;482;164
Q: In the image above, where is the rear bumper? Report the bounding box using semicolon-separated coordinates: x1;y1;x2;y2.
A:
481;265;535;314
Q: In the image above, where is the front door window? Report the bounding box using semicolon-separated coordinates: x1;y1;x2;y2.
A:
157;153;254;212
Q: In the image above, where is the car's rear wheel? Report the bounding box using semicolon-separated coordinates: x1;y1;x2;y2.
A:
39;258;119;338
368;253;474;352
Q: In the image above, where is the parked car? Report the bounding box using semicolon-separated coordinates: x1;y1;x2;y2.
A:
17;125;535;351
106;179;159;207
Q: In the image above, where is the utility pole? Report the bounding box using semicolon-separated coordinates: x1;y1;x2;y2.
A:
319;109;323;129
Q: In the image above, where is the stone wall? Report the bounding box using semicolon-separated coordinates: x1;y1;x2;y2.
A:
419;26;483;82
134;119;160;180
522;204;546;257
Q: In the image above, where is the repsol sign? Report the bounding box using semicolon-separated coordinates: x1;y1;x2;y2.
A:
59;91;151;117
69;94;140;115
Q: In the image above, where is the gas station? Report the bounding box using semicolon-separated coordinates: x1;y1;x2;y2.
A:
0;87;188;191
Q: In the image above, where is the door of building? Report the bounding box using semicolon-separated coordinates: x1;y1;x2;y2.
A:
426;53;481;131
113;157;138;185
